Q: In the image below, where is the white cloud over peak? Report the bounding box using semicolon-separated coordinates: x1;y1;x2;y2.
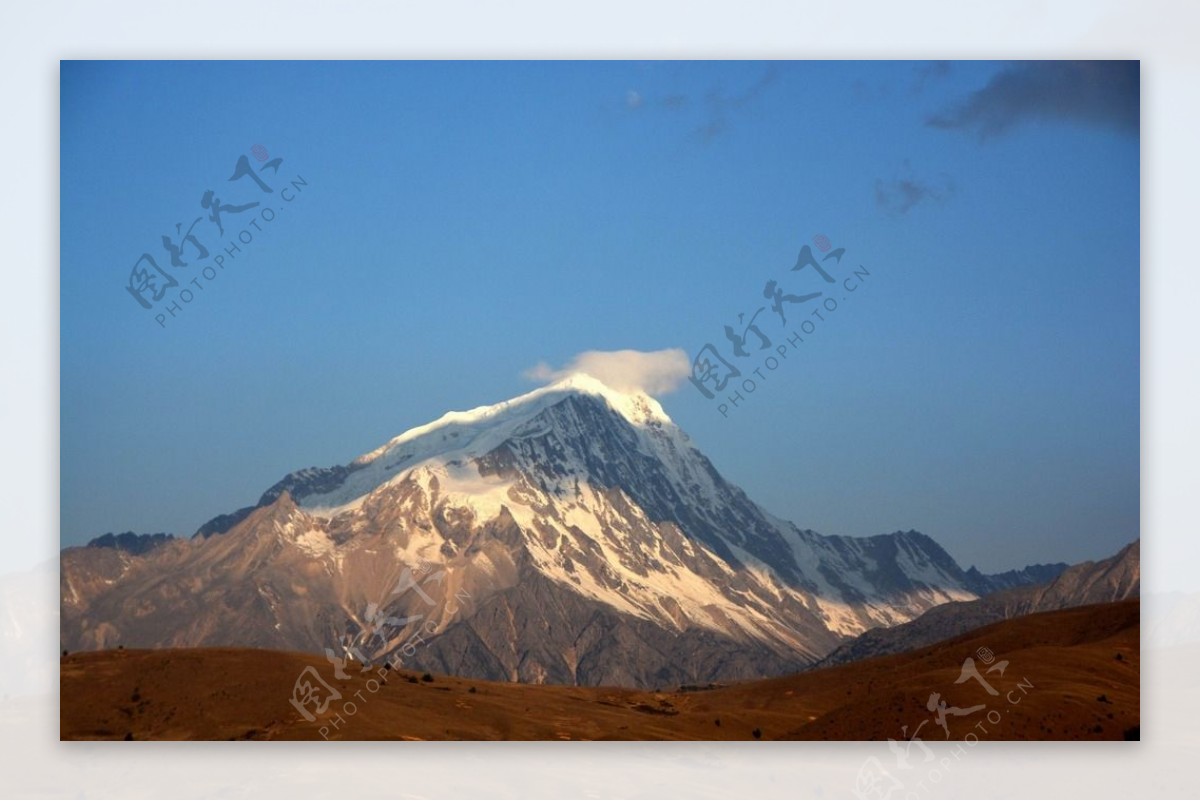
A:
523;348;691;397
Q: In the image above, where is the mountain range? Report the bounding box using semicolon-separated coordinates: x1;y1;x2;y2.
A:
816;539;1139;668
62;375;1093;687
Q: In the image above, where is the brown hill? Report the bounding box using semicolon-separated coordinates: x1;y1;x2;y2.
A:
60;600;1138;741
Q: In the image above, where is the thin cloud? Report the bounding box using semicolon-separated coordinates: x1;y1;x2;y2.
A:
524;348;691;396
875;162;954;217
912;60;952;95
623;65;779;143
928;60;1139;139
660;93;689;110
696;64;779;142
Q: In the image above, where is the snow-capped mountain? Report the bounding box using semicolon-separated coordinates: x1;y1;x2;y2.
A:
61;375;1052;687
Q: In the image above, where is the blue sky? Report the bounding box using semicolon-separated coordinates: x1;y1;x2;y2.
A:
60;60;1139;572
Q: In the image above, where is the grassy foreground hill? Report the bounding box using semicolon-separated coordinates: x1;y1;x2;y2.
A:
61;600;1138;741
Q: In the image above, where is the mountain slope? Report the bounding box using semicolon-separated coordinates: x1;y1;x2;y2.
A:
61;374;1057;686
815;539;1139;668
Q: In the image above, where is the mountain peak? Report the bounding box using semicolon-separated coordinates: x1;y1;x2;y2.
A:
275;374;678;513
544;372;672;426
355;374;671;468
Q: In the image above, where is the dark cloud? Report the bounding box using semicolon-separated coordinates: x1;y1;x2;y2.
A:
928;60;1139;139
875;164;954;216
